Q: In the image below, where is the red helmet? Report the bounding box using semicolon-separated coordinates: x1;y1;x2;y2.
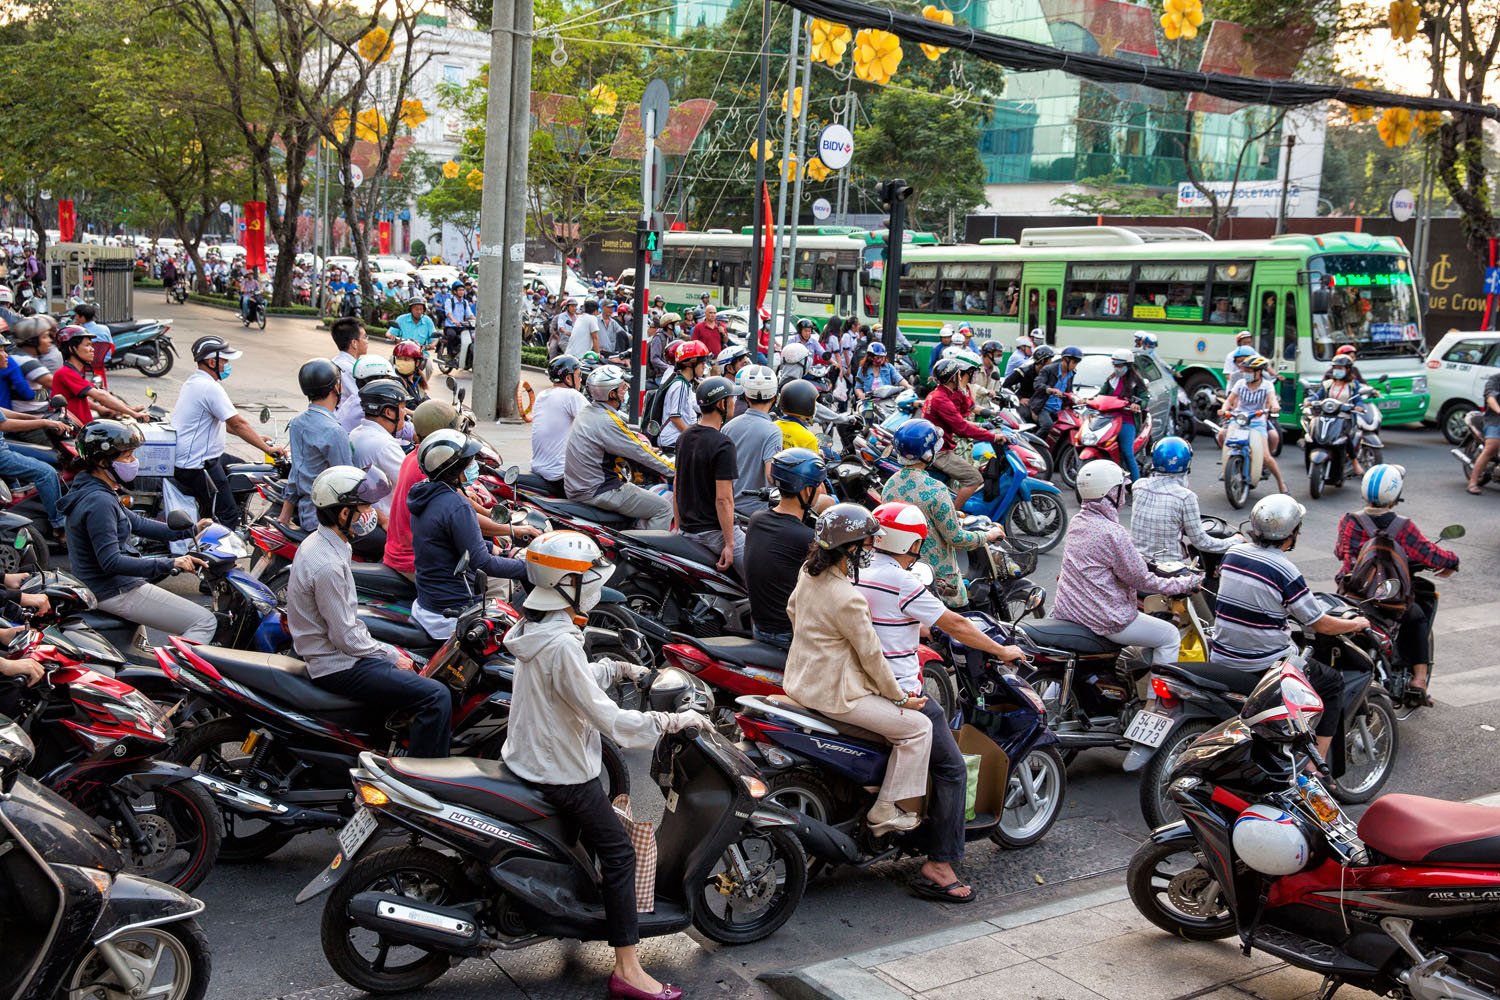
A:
871;501;928;555
1335;344;1357;358
392;340;423;360
669;339;709;365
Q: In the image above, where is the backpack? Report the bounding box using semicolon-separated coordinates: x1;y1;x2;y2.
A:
1336;512;1413;609
641;374;684;445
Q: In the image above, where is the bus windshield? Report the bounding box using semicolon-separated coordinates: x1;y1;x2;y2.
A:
1311;253;1423;361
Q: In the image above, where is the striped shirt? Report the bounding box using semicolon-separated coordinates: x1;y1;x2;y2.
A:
1230;379;1273;417
853;553;947;690
1209;543;1324;670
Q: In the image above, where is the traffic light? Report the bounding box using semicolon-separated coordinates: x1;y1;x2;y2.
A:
638;229;662;253
877;179;913;211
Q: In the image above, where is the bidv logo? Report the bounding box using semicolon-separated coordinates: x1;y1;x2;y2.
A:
820;136;852;157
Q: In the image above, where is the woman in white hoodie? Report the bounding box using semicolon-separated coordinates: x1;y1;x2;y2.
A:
502;531;709;1000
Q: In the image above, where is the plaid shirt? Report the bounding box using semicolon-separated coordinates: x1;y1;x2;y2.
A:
1128;475;1237;560
1335;512;1459;577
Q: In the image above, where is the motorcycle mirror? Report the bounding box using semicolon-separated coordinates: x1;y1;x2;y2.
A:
165;509;195;532
454;550;471;577
1372;578;1401;602
49;394;67;412
259;406;272;424
503;465;520;486
1438;524;1465;541
1025;587;1047;617
446;375;458;392
146;388;157;403
645;420;661;437
0;480;11;506
910;562;934;588
457;387;467;406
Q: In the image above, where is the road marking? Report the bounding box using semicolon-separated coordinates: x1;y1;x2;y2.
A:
1437;601;1500;633
1434;664;1500;707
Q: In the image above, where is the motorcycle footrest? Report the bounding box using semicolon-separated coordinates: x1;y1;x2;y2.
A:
1250;924;1378;977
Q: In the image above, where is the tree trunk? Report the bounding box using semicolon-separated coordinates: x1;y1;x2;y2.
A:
1436;110;1494;270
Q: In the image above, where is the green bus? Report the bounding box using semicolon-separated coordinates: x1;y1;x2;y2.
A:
879;226;1430;425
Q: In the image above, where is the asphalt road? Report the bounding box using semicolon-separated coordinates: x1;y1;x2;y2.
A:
125;301;1500;1000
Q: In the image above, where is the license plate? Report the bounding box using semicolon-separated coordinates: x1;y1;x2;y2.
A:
1375;398;1400;410
1124;709;1174;748
338;806;378;856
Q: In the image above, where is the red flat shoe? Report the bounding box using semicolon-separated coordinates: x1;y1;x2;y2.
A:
608;973;683;1000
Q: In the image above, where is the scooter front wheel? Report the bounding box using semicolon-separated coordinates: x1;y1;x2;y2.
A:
1005;493;1068;553
1126;836;1235;941
1308;461;1326;500
139;344;174;377
692;827;807;945
1224;455;1250;509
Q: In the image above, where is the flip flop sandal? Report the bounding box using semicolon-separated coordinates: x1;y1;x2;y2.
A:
1468;485;1484;495
909;876;977;904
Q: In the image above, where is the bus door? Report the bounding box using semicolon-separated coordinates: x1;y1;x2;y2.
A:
835;266;857;316
1259;288;1301;415
718;261;740;307
1022;284;1051;344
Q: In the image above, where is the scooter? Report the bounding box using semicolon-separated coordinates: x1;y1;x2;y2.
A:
297;669;806;995
963;441;1068;552
241;294;266;330
1074;394;1154;476
1214;410;1268;510
1453;409;1498;486
105;319;176;377
1039;391;1089;488
0;719;213;1000
435;321;474;373
1299;380;1384;499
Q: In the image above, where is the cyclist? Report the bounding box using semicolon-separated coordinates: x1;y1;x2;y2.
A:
1308;354;1375;477
658;339;708;452
723;365;783;517
391;340;427;399
390;296;438;352
1031;345;1081;435
1003;334;1036;377
775;379;822;454
922;354;994;508
564;365;675;529
1095;348;1150;481
1223;330;1254;383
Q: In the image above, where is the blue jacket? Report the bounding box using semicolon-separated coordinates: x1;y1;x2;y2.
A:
407;479;525;614
0;357;35;410
59;473;194;601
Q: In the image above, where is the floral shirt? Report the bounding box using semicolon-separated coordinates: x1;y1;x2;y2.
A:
881;466;986;608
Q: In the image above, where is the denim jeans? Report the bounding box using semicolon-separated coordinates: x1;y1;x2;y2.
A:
311;653;452;757
1117;419;1140;480
751;625;792;647
0;444;63;527
919;697;968;864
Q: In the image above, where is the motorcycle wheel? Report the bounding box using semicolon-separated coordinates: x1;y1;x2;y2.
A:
105;779;223;892
0;524;49;574
692;827;807;945
991;745;1067;848
68;919;212;1000
139;344;174;378
256;308;267;331
1309;462;1326;500
322;846;472;994
1359;443;1383;470
1126;835;1235;940
1021;433;1055;480
263;566;291;606
1137;721;1215;830
1004;493;1067;554
1224;455;1249;509
765;769;840;877
1333;692;1398;804
169;717;298;862
1173;407;1196;442
922;661;961;722
1055;444;1080;489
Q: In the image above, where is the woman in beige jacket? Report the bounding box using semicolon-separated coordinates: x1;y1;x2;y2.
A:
784;503;933;835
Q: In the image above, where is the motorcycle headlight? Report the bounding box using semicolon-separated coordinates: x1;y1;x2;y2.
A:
1079;428;1099;446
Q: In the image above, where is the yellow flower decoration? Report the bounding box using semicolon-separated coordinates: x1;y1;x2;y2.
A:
1414;109;1444;136
748;138;775;161
1160;0;1204;41
920;5;953;61
782;86;804;118
589;83;618;117
465;168;485;190
783;154;799;182
1388;0;1421;42
805;157;831;182
398;99;427;129
1376;107;1415;148
442;160;461;180
808;19;853;68
1345;81;1376;123
359;27;392;63
330;107;352;139
853;29;903;85
355;108;388;142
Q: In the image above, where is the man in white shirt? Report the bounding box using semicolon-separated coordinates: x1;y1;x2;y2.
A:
349;379;409;524
329;317;369;432
856;501;1027;904
565;299;603;357
172;336;282;527
530;354;587;490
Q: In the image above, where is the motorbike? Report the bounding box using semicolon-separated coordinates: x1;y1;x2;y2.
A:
963;439;1068;552
241;294;267;330
1300;380;1385;499
0;479;49;573
1451;410;1497;487
104;319;176;378
435;321;474;373
962;529;1049;626
1214;409;1269;510
1127;654;1500;1000
2;625;223;891
159;605;634;863
1073;394;1154;477
166;278;189;304
1039;392;1089;488
296;668;806;994
0;718;213;1000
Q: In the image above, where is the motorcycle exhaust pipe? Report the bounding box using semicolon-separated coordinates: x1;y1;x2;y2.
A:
1451;448;1475;472
191;773;343;827
121;351;156;370
348;892;483;953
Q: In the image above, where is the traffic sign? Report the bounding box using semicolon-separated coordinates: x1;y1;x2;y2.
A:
1483;267;1500;296
638;229;662;253
641;79;670;138
648;148;666;212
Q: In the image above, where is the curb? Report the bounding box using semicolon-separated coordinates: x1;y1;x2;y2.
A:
760;882;1129;1000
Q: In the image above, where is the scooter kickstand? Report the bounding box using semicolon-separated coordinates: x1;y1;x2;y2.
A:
1314;976;1341;1000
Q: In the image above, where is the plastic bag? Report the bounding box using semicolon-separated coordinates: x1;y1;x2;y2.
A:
963;753;982;821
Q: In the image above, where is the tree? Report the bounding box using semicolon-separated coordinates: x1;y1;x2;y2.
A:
1051;170;1178;215
854;87;986;237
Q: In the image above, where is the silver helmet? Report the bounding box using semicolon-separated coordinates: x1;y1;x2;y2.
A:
1248;493;1306;542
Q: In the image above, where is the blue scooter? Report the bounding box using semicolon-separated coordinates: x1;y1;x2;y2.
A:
104;318;176;377
962;438;1068;552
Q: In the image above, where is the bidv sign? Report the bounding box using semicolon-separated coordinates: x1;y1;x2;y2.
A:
817;124;854;170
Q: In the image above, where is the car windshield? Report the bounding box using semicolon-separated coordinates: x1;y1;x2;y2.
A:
1311;253;1423;361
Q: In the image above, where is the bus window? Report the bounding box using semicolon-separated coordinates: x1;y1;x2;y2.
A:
1064;263;1131;320
1026;288;1039;335
1208;263;1253;325
990;264;1023;317
939;263;992;314
1132;263;1208;322
1282;292;1298;361
898;263;940;312
1045;289;1058;343
1258;291;1278;359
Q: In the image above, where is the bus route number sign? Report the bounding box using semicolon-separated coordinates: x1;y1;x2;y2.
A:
1103;292;1123;316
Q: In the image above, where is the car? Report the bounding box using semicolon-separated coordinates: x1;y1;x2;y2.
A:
718;308;797;350
370;255;417;277
325;255;359;274
415;264;461;287
1071;348;1176;452
1423;331;1500;444
528;264;590;299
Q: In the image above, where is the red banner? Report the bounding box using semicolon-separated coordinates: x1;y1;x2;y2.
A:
243;201;267;271
57;200;76;242
755;181;774;355
378;221;392;255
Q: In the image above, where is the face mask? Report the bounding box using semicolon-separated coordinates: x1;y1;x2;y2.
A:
1332;369;1349;380
577;576;605;613
351;509;378;538
462;462;479;486
1113;364;1128;375
111;458;139;484
217;362;232;381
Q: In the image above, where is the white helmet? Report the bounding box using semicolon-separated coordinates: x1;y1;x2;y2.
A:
1076;459;1125;501
950;348;983;371
310;465;391;514
0;286;11;305
1015;335;1033;349
738;364;778;401
417;429;480;480
586;363;626;402
352;355;396;387
522;530;614;613
871;501;929;556
1232;804;1312;875
1361;464;1405;508
779;342;811;369
1248;493;1306;543
1110;348;1135;366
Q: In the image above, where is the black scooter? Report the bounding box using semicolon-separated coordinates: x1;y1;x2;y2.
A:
297;667;807;995
0;716;212;1000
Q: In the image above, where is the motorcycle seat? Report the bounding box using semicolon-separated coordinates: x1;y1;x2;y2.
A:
515;472;564;498
623;530;721;568
532;495;635;529
765;694;887;745
107;320;156;335
686;635;788;670
1015;618;1122;655
275;521;311;544
191;645;368;714
1153;660;1261;695
350;562;418;602
385;756;553;824
357;609;438;652
1358;793;1500;864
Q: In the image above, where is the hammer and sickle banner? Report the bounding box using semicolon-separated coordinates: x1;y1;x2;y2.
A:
57;200;76;242
244;201;267;270
378;221;392;255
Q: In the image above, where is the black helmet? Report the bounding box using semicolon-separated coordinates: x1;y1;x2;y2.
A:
813;502;883;553
547;354;582;384
191;335;242;363
980;339;1004;355
696;375;742;409
78;419;143;467
1032;344;1056;363
932;357;962;384
796;318;815;331
358;378;409;419
778;379;818;421
298;358;341;400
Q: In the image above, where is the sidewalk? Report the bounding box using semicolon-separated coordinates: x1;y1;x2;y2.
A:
766;791;1500;1000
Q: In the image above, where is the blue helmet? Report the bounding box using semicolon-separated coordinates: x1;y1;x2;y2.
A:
893;419;942;466
866;342;887;357
1152;436;1192;474
770;448;826;494
1231;345;1256;361
1060;346;1084;360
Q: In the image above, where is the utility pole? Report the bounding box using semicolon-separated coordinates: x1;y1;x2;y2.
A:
878;179;911;356
748;0;772;353
1274;132;1296;236
767;10;801;331
781;30;814;342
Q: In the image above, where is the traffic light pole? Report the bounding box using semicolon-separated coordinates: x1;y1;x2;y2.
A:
880;179;911;356
630;114;658;421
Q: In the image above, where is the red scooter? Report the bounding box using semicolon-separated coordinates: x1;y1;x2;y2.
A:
1038;391;1088;487
1072;395;1153;479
